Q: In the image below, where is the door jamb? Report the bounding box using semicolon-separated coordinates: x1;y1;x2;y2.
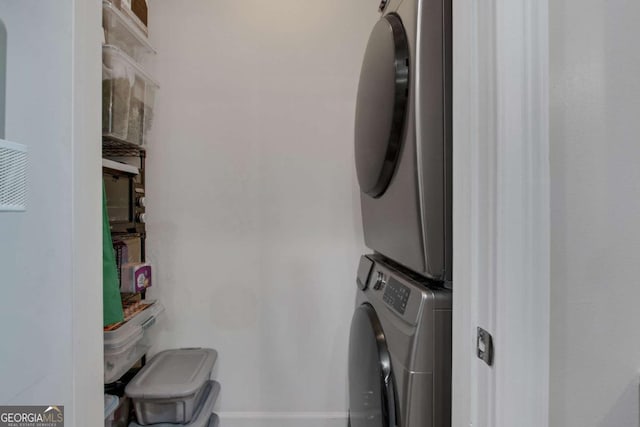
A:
452;1;550;426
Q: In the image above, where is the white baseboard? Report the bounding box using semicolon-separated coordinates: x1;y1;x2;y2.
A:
217;412;348;427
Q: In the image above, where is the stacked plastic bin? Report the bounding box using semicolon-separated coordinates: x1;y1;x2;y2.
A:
104;301;165;384
102;0;158;146
102;1;163;424
126;348;221;427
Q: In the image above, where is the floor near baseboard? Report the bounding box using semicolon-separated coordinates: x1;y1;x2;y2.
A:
217;412;348;427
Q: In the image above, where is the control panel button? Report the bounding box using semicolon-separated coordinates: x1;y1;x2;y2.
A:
382;277;411;315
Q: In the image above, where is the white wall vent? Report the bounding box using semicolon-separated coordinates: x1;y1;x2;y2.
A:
0;139;27;212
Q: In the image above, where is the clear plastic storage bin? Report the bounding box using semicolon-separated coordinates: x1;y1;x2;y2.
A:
102;61;131;142
105;0;148;36
103;45;158;146
128;381;220;427
103;1;155;62
104;301;164;384
109;301;164;340
104;325;147;384
126;348;218;425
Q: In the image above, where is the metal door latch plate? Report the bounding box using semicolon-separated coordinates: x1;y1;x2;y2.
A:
477;327;494;366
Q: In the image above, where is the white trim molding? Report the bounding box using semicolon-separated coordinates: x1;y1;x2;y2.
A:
452;0;549;426
71;0;103;425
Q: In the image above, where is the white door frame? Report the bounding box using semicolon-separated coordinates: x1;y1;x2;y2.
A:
72;0;103;425
452;0;550;426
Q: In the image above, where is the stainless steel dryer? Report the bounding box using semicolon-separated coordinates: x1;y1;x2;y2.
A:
349;255;452;427
354;0;452;283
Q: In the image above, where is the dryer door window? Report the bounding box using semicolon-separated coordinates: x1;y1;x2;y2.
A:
354;13;410;198
349;304;397;427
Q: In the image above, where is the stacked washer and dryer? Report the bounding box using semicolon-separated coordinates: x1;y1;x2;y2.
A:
348;0;452;426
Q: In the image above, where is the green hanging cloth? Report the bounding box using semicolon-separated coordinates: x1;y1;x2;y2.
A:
102;181;124;326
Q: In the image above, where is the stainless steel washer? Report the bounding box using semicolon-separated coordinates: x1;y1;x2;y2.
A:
349;255;452;427
354;0;452;284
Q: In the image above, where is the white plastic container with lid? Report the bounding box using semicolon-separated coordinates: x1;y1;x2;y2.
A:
102;45;159;146
103;1;155;62
104;324;146;384
105;301;165;343
104;301;164;384
126;348;218;425
128;380;220;427
106;0;148;36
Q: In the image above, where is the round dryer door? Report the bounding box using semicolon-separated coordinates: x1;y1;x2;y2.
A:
348;304;397;427
354;13;410;198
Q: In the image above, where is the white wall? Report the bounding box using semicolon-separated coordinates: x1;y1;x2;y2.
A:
0;1;102;425
550;1;640;426
145;1;372;426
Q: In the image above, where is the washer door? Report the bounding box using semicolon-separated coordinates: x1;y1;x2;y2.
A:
349;304;397;427
354;13;410;198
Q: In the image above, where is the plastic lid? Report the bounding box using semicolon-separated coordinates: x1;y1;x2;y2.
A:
128;381;220;427
104;394;119;419
105;300;163;333
102;45;159;89
125;348;218;399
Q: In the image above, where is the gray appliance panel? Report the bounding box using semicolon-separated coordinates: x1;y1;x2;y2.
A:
351;256;452;427
356;0;451;283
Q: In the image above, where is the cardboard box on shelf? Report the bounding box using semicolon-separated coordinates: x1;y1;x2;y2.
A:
131;0;148;27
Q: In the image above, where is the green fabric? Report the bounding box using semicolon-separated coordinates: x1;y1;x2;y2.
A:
102;181;124;326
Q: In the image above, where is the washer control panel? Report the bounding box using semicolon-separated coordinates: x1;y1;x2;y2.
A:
382;277;411;315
